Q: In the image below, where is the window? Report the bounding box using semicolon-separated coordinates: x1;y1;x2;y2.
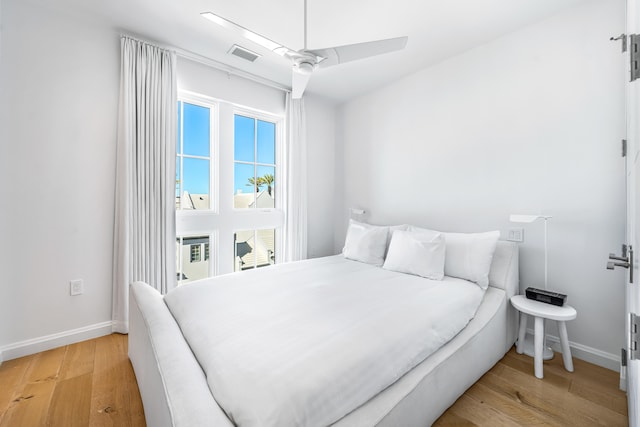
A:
234;115;276;209
190;244;201;262
175;92;283;281
176;101;214;210
176;235;211;284
234;229;276;272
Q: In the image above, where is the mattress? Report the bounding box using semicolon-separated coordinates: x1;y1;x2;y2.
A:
163;255;485;427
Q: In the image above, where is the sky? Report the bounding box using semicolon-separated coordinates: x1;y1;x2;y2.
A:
177;102;276;202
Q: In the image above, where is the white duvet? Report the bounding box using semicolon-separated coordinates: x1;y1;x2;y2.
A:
164;255;485;427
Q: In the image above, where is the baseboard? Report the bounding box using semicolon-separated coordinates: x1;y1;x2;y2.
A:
0;321;114;363
525;327;620;372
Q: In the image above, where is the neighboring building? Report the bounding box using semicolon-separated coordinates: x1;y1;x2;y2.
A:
176;190;276;282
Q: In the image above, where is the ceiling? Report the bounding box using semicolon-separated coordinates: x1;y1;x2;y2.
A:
41;0;589;102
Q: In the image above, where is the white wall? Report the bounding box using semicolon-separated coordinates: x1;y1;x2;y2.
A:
305;95;337;258
0;0;119;354
335;0;626;368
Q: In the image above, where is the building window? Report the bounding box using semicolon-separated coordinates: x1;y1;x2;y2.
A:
233;115;276;209
176;101;214;210
190;244;201;262
234;229;276;272
177;236;211;285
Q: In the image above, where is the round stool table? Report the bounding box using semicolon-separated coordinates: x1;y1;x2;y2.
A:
510;295;577;379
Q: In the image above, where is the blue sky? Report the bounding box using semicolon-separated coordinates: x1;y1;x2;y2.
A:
177;102;275;198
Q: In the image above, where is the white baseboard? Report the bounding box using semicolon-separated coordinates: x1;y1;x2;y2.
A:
525;327;620;372
0;321;114;363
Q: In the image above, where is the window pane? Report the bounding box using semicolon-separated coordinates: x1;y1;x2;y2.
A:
177;236;210;284
257;120;275;164
182;158;210;209
256;165;275;208
234;229;275;272
234;115;255;162
183;103;210;157
234;162;255;209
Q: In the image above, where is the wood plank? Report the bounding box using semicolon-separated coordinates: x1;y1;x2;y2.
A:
446;394;522;426
0;355;35;421
58;339;96;381
0;381;56;427
25;346;67;383
480;364;628;426
89;334;145;426
464;381;562;426
434;409;477;426
47;372;93;427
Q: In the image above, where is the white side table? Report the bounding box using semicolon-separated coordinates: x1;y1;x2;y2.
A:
510;295;577;379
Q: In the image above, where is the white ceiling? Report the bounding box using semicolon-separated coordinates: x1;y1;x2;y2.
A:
42;0;589;102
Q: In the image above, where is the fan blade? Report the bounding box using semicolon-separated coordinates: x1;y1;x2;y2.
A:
308;36;408;68
201;12;297;57
291;69;312;99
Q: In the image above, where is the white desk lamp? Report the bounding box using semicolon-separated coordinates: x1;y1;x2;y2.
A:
510;214;554;360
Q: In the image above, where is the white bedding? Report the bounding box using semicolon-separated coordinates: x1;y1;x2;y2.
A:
164;255;485;427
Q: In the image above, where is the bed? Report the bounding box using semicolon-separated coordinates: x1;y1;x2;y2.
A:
129;238;518;427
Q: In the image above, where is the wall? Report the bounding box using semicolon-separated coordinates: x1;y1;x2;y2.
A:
335;0;626;369
0;0;120;358
305;95;337;258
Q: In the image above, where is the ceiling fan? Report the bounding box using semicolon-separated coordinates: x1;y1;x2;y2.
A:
201;0;408;99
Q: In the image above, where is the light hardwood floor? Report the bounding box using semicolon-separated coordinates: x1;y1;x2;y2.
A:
0;334;628;426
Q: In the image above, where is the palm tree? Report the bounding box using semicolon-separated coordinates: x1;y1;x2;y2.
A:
261;174;274;196
246;176;264;193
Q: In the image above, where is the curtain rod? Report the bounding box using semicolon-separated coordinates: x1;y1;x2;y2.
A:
120;33;291;94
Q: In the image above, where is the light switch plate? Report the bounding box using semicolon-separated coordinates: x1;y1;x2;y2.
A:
70;279;84;296
507;228;524;242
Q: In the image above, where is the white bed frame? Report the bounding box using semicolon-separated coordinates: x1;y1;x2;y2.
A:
129;241;518;427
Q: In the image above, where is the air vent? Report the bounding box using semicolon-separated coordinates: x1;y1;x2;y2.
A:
228;45;260;62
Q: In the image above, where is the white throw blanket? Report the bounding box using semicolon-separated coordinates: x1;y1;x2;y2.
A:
164;255;484;427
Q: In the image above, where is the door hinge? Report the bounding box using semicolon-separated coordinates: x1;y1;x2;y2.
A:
631;313;640;360
631;34;639;82
622;139;627;157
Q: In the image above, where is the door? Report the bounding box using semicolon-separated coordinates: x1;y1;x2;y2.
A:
626;0;640;423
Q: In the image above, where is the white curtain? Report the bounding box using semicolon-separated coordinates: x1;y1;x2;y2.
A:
112;37;177;333
283;93;308;262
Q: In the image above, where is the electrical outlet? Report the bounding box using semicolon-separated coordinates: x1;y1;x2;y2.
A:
70;279;84;296
507;228;524;242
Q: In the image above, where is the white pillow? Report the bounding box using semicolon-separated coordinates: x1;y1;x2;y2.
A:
343;220;389;266
383;230;445;280
409;226;500;289
386;224;409;255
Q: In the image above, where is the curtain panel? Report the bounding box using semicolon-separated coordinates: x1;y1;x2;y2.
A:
112;37;177;333
284;94;308;262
